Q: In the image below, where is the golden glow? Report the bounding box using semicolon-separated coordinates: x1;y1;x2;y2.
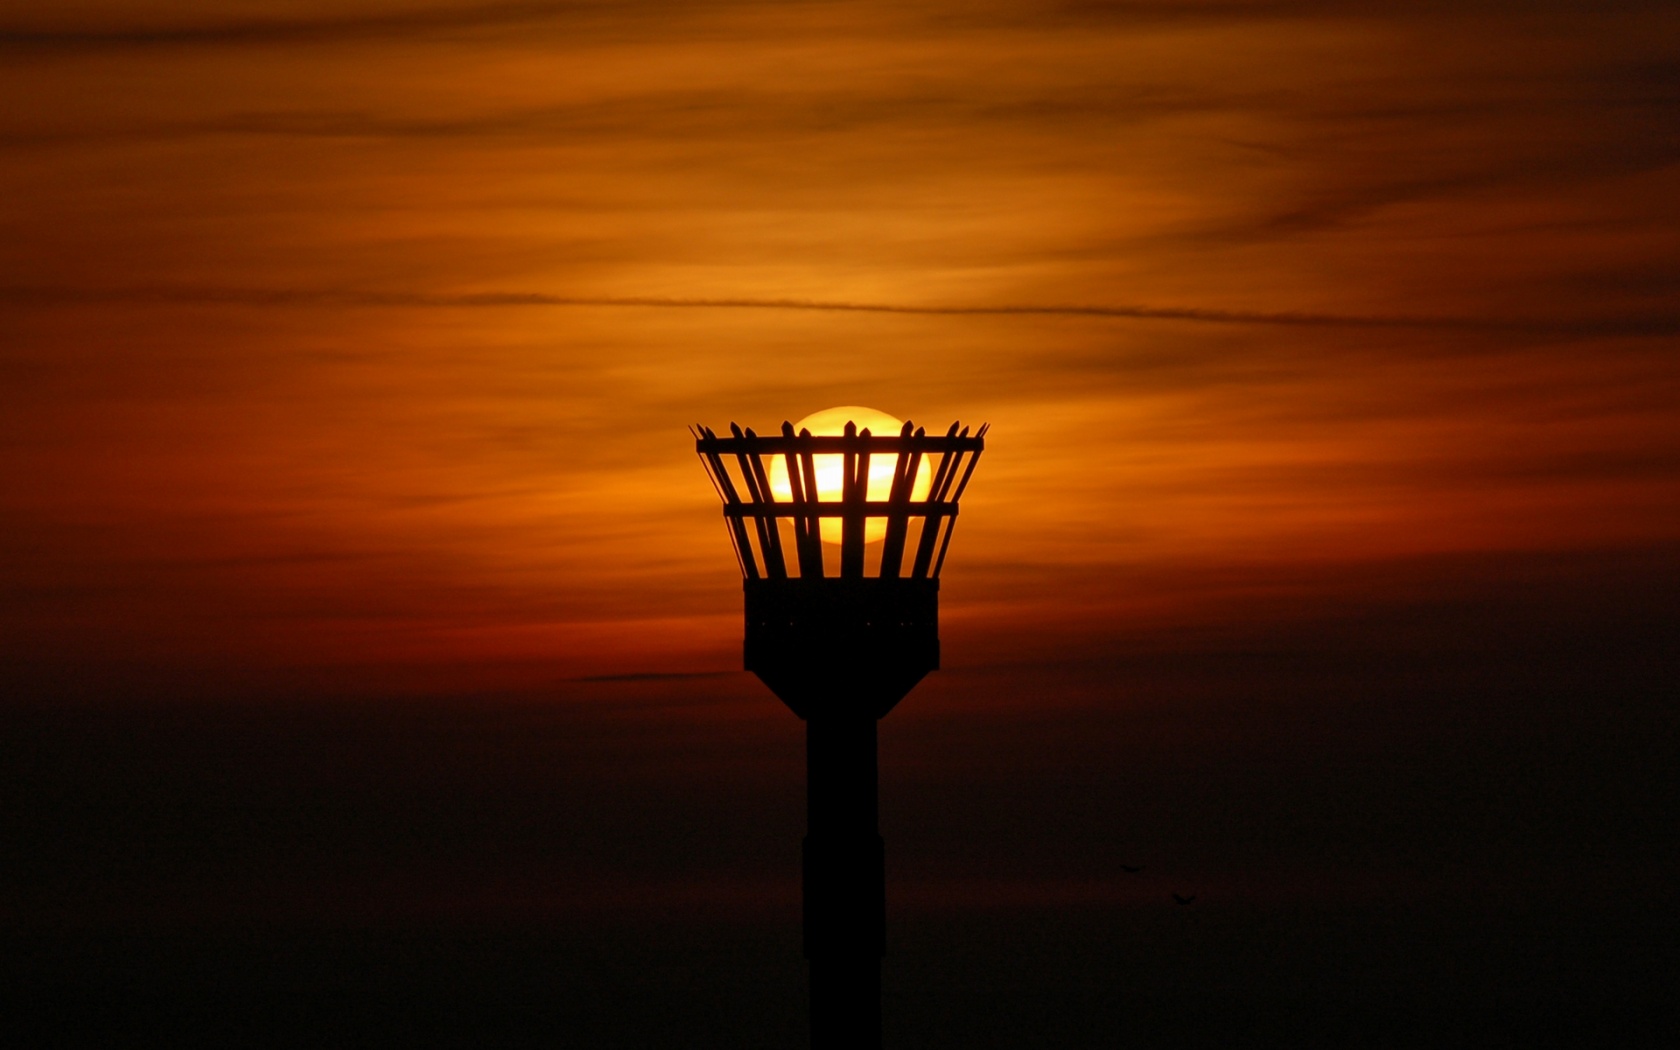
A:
3;5;1677;691
767;406;934;544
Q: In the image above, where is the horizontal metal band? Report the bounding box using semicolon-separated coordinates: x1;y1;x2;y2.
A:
724;501;959;518
696;434;983;454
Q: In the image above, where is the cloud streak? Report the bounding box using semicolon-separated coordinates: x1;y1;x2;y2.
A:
2;284;1672;337
3;0;1677;705
0;2;605;54
6;1;1674;56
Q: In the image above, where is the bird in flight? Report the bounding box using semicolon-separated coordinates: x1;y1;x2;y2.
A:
1172;893;1196;906
1120;865;1144;874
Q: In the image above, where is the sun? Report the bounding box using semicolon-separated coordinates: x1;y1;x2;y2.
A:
767;406;933;544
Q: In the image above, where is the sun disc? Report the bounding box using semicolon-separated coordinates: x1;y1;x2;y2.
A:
766;406;933;544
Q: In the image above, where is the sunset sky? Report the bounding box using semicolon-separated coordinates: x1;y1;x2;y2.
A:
4;2;1677;1045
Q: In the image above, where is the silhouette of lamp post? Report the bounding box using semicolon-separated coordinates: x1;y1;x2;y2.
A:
693;408;986;1050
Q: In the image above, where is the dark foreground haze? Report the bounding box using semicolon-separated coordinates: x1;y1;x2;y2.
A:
4;1;1678;1046
8;547;1677;1045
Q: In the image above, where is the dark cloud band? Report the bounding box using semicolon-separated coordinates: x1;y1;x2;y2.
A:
0;3;601;53
2;284;1672;336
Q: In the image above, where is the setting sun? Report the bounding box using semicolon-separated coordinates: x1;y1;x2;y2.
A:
766;406;934;544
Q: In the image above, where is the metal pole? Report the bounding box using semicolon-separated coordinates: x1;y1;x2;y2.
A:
803;714;884;1050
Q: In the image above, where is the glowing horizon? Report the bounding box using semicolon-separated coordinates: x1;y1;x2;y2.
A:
0;1;1674;693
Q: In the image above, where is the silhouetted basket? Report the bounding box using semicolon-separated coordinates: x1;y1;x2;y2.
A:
694;417;986;718
692;418;987;581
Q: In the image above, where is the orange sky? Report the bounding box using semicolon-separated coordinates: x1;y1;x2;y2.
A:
3;0;1677;696
6;14;1680;1042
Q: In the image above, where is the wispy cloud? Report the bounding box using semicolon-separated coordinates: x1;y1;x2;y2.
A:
0;2;604;54
3;284;1673;337
3;0;1677;703
8;0;1670;56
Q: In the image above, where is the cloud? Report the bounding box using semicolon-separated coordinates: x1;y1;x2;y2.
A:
2;284;1673;337
0;2;606;54
0;2;1490;56
0;80;1231;150
7;1;1666;57
3;0;1676;712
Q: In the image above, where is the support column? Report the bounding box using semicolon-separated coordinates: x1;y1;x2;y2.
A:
803;714;885;1050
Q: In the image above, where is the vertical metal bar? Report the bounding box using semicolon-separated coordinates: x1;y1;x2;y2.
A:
931;424;985;578
878;421;919;578
932;425;970;503
931;511;960;578
695;426;749;577
783;421;820;577
909;508;942;578
743;429;787;579
732;423;783;580
693;425;726;503
912;423;967;578
702;427;758;579
950;422;987;502
841;423;867;578
920;421;960;503
799;428;825;576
